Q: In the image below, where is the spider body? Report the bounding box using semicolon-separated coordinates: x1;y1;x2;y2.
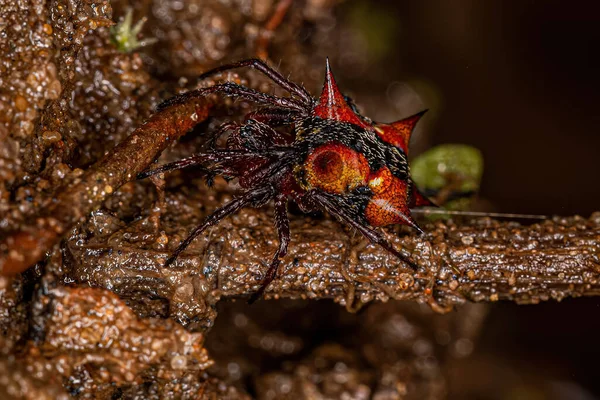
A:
140;59;432;301
293;118;414;222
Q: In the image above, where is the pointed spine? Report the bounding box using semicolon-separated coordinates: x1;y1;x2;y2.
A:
312;59;368;128
389;109;428;152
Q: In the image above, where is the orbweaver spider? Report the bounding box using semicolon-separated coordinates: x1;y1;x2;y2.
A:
139;59;433;302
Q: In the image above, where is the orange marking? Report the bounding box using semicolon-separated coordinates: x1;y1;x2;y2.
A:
303;143;369;194
365;167;412;227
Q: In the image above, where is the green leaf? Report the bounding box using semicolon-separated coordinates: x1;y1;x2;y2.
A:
110;9;157;54
411;144;484;193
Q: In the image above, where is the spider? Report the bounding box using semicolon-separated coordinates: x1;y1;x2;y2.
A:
138;58;434;302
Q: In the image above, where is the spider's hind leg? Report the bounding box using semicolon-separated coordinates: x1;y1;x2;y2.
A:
165;186;274;268
310;191;420;271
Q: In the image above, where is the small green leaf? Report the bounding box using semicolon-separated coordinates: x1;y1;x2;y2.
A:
110;9;157;53
411;144;484;193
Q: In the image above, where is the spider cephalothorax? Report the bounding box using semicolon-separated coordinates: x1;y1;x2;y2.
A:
139;59;433;301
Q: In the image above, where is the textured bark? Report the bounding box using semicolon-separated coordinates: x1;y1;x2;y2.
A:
63;185;600;316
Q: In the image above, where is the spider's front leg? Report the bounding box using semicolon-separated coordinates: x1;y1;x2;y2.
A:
245;108;300;127
201;111;296;152
195;58;313;105
157;82;308;113
136;150;288;181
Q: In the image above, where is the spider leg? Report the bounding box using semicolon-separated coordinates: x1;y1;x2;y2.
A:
241;151;296;189
238;119;291;150
249;194;290;303
245;108;300;126
210;116;293;152
196;58;313;105
165;186;274;268
157;82;307;113
205;122;239;150
309;191;419;271
137;150;289;180
137;155;213;180
226;125;247;151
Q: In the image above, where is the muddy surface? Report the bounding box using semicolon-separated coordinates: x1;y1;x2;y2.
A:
1;0;600;399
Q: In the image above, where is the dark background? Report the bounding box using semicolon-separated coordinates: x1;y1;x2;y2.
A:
338;0;600;216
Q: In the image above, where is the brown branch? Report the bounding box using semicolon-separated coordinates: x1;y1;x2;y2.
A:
0;101;211;275
61;186;600;320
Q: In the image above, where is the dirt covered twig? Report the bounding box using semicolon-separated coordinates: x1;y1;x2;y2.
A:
64;184;600;315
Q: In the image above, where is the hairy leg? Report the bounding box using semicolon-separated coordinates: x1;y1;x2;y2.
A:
165;186;274;268
196;58;313;105
208;112;294;152
237;119;291;150
249;194;290;303
310;191;419;271
137;149;290;180
157;82;307;113
245;108;299;126
137;155;212;180
225;122;290;156
205;122;239;150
